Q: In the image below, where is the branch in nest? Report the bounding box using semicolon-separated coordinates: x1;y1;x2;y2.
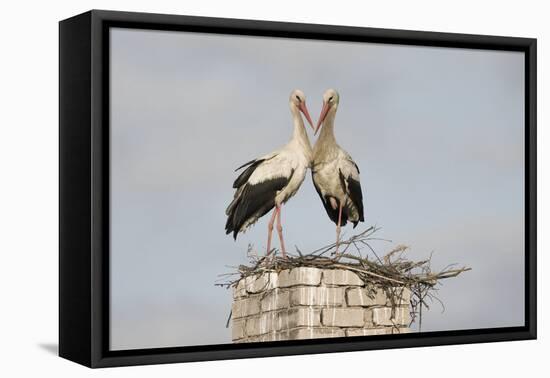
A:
217;226;470;330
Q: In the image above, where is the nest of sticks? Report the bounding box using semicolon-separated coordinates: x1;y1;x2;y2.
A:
217;226;471;330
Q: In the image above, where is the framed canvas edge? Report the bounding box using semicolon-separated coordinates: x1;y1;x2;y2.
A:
59;10;93;367
93;328;536;368
59;9;537;368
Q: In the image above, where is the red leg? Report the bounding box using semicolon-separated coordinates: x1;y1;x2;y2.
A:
335;202;343;256
266;208;277;255
275;205;287;258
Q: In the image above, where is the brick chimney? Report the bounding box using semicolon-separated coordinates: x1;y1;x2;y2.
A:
232;267;411;342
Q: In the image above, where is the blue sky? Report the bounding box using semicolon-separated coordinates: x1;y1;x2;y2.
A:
109;28;525;350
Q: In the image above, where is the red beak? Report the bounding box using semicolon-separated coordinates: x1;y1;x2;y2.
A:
315;101;330;135
298;102;315;131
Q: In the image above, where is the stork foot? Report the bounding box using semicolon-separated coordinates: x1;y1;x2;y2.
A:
332;244;341;259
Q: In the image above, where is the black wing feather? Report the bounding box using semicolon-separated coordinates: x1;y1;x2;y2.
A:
232;159;264;188
347;177;364;227
312;172;348;227
226;172;293;239
232;155;278;189
338;169;364;228
349;159;360;174
312;176;338;224
235;159;258;171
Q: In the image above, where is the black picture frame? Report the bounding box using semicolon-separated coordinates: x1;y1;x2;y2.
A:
59;9;537;368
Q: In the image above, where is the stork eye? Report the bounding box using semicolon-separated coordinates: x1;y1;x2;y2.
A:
295;95;301;101
329;96;334;102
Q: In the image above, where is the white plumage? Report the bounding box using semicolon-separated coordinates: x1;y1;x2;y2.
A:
225;89;314;257
248;149;310;204
312;89;364;254
312;149;363;223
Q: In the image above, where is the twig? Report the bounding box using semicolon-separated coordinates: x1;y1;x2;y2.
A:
217;227;470;330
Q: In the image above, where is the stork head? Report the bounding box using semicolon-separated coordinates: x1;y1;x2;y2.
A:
315;89;340;135
289;89;315;131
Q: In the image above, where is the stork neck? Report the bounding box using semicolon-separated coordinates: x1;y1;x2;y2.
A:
318;110;337;144
290;106;312;150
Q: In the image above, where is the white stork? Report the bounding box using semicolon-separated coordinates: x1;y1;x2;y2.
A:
312;89;364;255
225;89;315;258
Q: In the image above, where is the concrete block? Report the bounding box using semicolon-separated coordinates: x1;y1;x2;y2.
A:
258;331;289;342
233;338;249;343
245;314;273;336
244;272;278;293
391;327;411;334
392;306;411;326
236;336;260;343
260;289;290;312
346;328;391;337
278;267;322;287
346;287;387;306
290;286;344;306
244;307;322;336
322;269;363;286
289;327;345;340
322;308;365;327
232;296;260;318
284;308;321;328
387;287;411;305
245;309;310;336
233;280;247;299
364;308;374;326
370;307;391;326
370;306;411;326
232;319;246;340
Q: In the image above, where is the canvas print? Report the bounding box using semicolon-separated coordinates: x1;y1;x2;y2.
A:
109;27;525;350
